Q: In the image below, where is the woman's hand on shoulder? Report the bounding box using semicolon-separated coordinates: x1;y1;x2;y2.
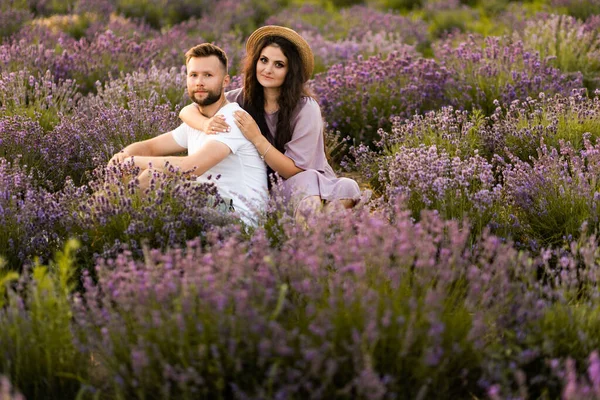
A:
179;104;230;134
204;114;230;135
233;110;262;144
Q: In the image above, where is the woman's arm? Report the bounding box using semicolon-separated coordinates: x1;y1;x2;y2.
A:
233;110;303;179
179;104;230;134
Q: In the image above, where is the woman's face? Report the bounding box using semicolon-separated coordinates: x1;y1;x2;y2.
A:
256;44;288;90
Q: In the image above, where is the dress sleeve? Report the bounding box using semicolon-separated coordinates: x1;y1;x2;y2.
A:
225;88;244;104
284;97;328;173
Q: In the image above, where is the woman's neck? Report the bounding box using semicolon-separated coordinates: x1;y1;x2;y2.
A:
263;87;280;113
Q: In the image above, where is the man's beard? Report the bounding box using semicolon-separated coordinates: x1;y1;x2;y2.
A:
189;88;222;106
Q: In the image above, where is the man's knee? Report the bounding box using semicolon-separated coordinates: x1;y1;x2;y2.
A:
137;168;156;190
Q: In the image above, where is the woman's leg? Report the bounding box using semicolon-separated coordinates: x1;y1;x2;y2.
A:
294;195;322;225
323;198;356;213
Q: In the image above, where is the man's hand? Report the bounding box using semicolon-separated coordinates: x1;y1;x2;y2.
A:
108;150;131;166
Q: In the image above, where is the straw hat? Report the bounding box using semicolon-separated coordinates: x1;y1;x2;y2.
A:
246;25;314;83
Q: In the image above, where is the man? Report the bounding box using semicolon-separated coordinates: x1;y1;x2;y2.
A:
109;43;268;225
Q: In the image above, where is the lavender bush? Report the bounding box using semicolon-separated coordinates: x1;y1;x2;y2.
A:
305;31;419;75
501;138;600;247
436;35;584;114
561;352;600;399
0;116;51;174
0;6;32;40
2;1;600;398
350;106;488;194
49;97;177;185
0;69;80;131
0;31;68;79
0;159;68;268
378;145;501;234
311;51;452;147
517;14;600;91
61;162;238;265
482;91;600;162
73;206;525;398
268;5;428;72
85;65;188;111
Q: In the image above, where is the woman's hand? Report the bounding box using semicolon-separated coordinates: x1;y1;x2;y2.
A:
233;110;262;144
179;104;230;134
203;114;230;135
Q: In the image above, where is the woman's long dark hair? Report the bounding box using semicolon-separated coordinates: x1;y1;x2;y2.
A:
242;35;312;154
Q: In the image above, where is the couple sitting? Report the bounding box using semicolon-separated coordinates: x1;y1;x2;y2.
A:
109;26;361;225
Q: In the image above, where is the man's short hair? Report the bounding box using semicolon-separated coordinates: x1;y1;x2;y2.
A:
185;43;228;72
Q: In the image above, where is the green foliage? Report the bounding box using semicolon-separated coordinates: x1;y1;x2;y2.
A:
0;240;88;399
540;303;600;357
368;0;423;11
427;7;480;38
554;0;600;20
29;0;77;15
114;0;199;29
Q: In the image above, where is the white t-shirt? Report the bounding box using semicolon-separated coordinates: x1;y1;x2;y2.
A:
170;102;268;225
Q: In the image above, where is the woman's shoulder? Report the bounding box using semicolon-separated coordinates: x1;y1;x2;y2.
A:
295;96;321;118
296;95;321;115
225;87;244;103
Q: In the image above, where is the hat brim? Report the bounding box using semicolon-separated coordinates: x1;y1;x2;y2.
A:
246;25;314;83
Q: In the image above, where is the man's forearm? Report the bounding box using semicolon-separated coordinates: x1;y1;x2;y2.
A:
126;156;194;174
121;141;154;156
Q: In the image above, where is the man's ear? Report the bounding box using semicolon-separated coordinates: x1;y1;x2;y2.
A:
222;74;230;88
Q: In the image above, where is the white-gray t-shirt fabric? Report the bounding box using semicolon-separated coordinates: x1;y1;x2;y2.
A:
170;102;268;225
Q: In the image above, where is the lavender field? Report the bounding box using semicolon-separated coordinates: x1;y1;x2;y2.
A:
2;0;600;398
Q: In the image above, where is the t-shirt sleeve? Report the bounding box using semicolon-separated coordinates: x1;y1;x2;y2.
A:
208;105;247;154
170;123;189;149
284;98;327;172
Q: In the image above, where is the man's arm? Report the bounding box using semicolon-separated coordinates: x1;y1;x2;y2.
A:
109;131;187;165
125;140;231;176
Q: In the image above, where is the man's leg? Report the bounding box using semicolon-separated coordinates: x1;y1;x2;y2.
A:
137;168;155;191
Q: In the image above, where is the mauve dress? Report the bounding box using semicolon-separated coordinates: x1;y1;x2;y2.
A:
226;88;361;204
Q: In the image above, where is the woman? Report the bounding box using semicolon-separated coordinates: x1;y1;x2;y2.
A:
179;25;361;220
